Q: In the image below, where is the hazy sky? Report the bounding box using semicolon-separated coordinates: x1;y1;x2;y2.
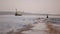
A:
0;0;60;14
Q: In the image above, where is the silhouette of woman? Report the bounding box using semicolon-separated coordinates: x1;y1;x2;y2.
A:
47;14;48;18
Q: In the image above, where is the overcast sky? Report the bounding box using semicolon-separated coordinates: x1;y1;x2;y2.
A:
0;0;60;14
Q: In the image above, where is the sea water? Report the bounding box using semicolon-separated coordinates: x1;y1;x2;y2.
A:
0;15;60;34
0;15;46;33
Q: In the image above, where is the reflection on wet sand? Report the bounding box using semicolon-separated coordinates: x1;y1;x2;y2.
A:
46;22;60;34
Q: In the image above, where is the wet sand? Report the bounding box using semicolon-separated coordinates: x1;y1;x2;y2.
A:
22;23;49;34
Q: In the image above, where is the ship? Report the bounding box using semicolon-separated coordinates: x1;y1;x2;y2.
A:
15;9;23;16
